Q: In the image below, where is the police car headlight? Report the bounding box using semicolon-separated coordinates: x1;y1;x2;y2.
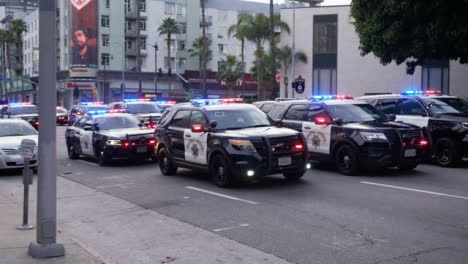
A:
360;132;387;141
229;139;257;152
106;140;122;146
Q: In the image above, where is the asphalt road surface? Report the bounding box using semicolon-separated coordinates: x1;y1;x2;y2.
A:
12;127;468;264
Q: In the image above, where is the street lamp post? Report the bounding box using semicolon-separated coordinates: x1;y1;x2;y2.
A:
153;43;159;98
109;41;126;101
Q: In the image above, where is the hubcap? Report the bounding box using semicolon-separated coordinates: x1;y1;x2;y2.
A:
343;155;351;169
218;166;224;177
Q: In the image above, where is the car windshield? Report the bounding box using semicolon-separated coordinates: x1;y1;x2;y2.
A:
126;103;162;114
426;98;468;114
85;106;107;112
327;103;388;123
9;105;38;115
206;107;273;130
0;122;37;137
56;108;67;114
94;115;140;130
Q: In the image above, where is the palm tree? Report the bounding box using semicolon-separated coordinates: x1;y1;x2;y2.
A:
217;55;243;96
0;29;8;99
244;13;290;100
0;29;15;100
188;37;212;78
227;12;250;92
277;45;307;98
158;17;180;91
11;19;27;78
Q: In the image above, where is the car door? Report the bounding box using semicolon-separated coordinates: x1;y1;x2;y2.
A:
184;110;209;165
167;110;191;161
281;104;309;132
396;98;430;128
303;104;333;154
79;116;95;156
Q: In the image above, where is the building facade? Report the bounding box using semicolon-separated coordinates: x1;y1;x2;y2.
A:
280;5;468;99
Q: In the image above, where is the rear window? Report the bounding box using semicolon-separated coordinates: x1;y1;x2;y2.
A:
9;105;38;115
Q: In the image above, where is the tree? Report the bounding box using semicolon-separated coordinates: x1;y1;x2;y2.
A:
277;45;307;98
351;0;468;74
158;17;180;90
0;29;15;100
11;19;27;97
188;37;212;78
244;13;289;100
217;55;243;96
227;12;250;91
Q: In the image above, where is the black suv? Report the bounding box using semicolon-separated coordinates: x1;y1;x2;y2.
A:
107;99;163;128
0;103;39;130
268;96;428;175
155;100;309;187
358;91;468;166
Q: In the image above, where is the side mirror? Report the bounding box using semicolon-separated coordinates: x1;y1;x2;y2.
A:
209;120;217;129
83;125;93;131
388;114;396;122
315;117;329;126
191;124;204;133
332;117;343;126
93;123;100;132
276;120;283;127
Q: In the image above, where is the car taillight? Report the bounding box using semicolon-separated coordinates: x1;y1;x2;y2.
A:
294;143;304;151
122;141;130;148
419;139;428;147
148;138;157;146
147;123;157;129
35;121;39;126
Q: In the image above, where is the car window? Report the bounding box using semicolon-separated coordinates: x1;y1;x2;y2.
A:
398;98;426;116
261;103;274;113
75;117;87;128
190;111;207;126
268;105;286;119
171;110;191;128
378;99;399;115
305;104;328;121
284;104;309;121
0;121;37;136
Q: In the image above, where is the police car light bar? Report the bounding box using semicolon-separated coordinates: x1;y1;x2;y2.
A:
191;98;243;106
81;102;104;105
87;110;107;115
9;102;32;106
402;90;423;95
310;95;353;101
155;100;176;105
109;109;126;113
124;98;151;102
425;90;442;95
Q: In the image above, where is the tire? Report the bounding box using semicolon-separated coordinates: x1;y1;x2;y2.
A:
210;154;233;187
158;148;177;175
96;149;110;166
334;144;359;175
32;168;38;174
67;144;79;160
398;163;418;171
283;170;305;180
434;137;460;167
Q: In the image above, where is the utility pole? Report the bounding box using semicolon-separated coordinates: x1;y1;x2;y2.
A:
153;43;158;98
136;0;142;98
28;0;65;258
270;0;277;100
200;0;208;98
291;3;296;98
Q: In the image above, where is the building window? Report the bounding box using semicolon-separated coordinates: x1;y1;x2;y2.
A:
218;44;228;55
178;40;185;51
105;0;110;8
178;23;186;34
126;20;133;31
313;68;337;95
126;40;133;50
178;58;186;70
140;37;146;50
139;0;146;12
176;3;186;16
313;19;337;54
102;34;109;47
101;15;110;27
165;1;175;15
422;62;450;94
312;15;337;95
101;53;110;66
139;19;146;31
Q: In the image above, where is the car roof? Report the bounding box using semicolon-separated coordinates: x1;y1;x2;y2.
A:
202;103;256;111
0;118;30;124
357;94;404;100
92;113;134;119
322;99;369;105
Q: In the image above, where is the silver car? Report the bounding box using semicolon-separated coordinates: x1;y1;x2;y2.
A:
0;119;38;170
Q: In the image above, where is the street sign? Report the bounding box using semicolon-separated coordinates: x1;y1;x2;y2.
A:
20;139;36;159
293;76;305;94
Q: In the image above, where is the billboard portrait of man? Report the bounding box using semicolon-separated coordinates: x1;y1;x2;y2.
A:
70;0;98;69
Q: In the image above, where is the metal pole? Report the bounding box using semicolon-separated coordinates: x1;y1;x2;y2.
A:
154;43;158;98
28;0;65;258
291;5;296;98
269;0;276;100
122;44;126;101
18;158;33;230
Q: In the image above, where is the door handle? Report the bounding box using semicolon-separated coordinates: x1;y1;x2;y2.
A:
304;126;311;129
185;135;191;138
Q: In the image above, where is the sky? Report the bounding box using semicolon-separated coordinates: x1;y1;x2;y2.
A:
243;0;351;5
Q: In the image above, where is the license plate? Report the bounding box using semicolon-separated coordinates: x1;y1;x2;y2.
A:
16;160;25;165
404;149;417;157
278;156;292;166
136;146;147;153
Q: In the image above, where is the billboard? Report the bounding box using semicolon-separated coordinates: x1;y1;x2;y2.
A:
70;0;98;72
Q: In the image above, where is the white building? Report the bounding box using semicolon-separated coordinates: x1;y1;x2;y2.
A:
22;9;38;78
280;5;468;99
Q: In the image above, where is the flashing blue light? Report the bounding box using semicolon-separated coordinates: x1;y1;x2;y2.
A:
124;99;151;102
80;102;104;106
402;90;423;96
310;95;337;101
87;110;107;115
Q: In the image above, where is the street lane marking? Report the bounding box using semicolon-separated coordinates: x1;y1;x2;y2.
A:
185;186;258;205
76;160;99;166
213;223;249;232
362;181;468;201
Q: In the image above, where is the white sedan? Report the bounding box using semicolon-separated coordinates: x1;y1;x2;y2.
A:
0;119;38;170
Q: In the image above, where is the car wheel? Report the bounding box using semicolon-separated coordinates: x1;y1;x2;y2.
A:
434;137;460;167
334;144;359;175
158;148;177;175
96;149;110;166
283;170;305;180
210;154;233;187
67;144;79;160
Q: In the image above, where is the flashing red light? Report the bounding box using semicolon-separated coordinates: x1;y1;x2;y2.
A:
148;138;157;146
294;144;304;151
336;94;354;100
191;124;204;133
315;117;328;125
109;109;125;113
167;100;176;105
147;123;157;129
425;90;442;95
419;139;429;147
122;141;130;148
58;116;64;120
34;121;39;126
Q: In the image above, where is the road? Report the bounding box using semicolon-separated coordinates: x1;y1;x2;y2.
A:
13;126;468;263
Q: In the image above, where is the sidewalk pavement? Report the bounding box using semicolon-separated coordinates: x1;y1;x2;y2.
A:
0;174;293;264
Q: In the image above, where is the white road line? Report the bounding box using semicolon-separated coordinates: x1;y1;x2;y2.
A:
76;160;99;166
362;181;468;201
185;186;258;205
213;223;249;232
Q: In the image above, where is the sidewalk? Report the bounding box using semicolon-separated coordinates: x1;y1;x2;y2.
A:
0;174;292;264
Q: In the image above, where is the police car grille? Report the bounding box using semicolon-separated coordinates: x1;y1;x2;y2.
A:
383;131;400;146
400;129;422;140
252;141;267;157
2;148;20;155
269;135;301;155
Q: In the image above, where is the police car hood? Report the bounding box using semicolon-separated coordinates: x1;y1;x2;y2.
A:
343;121;418;130
221;126;299;138
436;113;468;123
100;128;154;139
0;135;38;150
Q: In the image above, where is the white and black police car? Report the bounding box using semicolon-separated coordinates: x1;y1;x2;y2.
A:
0;103;39;130
68;102;108;125
107;99;164;129
268;95;428;175
65;112;157;166
359;90;468;167
154;98;309;187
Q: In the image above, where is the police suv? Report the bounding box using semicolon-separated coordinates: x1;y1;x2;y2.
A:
107;99;164;129
154;98;309;187
358;90;468;167
65;113;157;166
0;103;39;130
268;95;428;175
68;102;108;125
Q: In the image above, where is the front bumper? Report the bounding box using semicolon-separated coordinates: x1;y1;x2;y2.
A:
0;155;37;169
103;145;156;160
360;142;426;168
